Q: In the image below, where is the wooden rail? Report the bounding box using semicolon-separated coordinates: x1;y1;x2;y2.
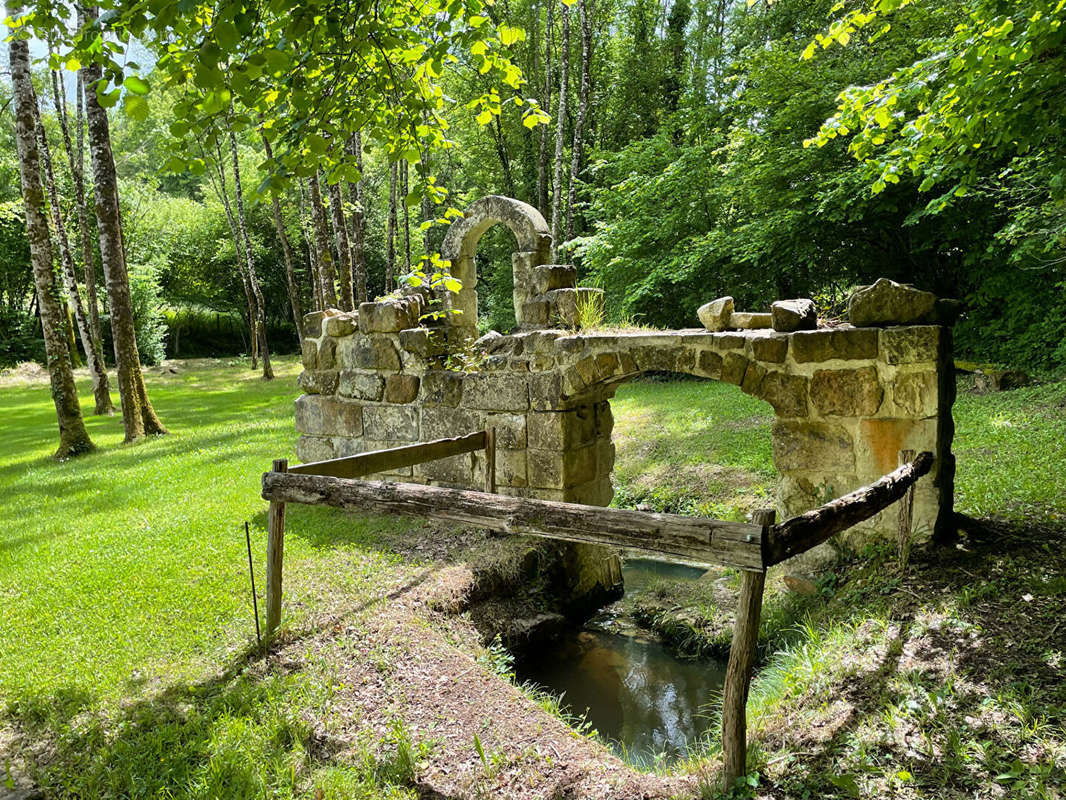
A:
263;473;764;569
258;437;934;792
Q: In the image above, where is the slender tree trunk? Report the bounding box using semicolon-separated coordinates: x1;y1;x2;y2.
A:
51;70;114;414
37;111;113;412
299;182;323;311
75;72;108;381
401;159;411;273
9;12;94;458
566;0;592;243
261;133;305;342
327;179;355;311
228;130;272;379
82;7;166;441
538;0;555;219
63;301;82;366
210;142;258;369
551;2;571;262
386;160;398;293
308;172;338;308
346;132;368;303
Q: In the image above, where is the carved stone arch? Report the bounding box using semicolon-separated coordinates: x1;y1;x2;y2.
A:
439;195;564;332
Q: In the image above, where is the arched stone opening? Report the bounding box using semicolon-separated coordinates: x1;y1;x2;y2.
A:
439;195;599;334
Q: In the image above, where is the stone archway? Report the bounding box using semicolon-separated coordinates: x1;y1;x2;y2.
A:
439;195;598;333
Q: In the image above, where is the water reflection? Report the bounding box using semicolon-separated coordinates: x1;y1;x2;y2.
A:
514;557;726;765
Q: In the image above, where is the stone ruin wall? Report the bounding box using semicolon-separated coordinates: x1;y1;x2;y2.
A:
293;196;956;582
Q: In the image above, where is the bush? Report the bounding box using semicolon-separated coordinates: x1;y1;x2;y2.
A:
0;306;44;367
101;259;168;366
163;306;299;358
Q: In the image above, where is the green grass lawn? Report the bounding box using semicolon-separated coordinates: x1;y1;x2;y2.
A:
1;362;1064;797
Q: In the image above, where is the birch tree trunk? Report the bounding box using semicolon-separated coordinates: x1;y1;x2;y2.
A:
261;133;304;342
566;0;592;243
385;161;398;293
550;2;571;262
228;130;273;380
210;141;258;369
538;0;555;220
401;160;411;273
327;179;355;311
51;69;114;414
36;111;113;414
74;72;108;379
308;172;338;308
299;182;323;311
9;12;94;458
346;132;368;304
82;7;166;440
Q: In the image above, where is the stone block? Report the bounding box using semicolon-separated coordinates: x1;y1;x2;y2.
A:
527;410;597;450
527;449;564;489
520;298;552;327
324;313;358;337
880;326;940;365
331;437;366;458
418;453;474;484
695;349;723;379
486;412;527;449
495;448;528;488
810;367;884;417
731;311;773;330
317;337;337;370
857;417;939;477
359;297;418;333
848;278;937;327
531;265;577;294
567;479;614;507
771;299;817;332
760;371;809;417
697;296;734;331
529;373;565;410
399;327;446;358
298;370;339;395
791;328;878;363
362;405;419;440
301;338;318;370
341;335;402;371
710;333;746;350
296;434;334;463
421;371;463;406
338;370;384;401
892;371;938;417
721;353;749;385
422;406;483;440
527;445;597;489
385;374;420;404
740;362;767;396
302;309;341;339
295;394;363;436
632;345;695;374
462;373;529;411
772;420;855;471
750;333;789;363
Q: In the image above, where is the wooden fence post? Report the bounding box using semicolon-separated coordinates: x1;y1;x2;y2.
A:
722;507;775;789
484;427;497;494
265;458;287;638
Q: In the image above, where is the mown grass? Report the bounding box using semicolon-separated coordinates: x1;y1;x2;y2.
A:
0;358;423;798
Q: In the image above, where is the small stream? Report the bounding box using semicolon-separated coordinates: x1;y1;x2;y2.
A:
514;557;726;765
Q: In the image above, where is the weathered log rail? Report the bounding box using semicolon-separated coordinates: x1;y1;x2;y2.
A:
258;434;934;790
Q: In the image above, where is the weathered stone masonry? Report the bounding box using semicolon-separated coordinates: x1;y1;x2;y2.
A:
294;195;956;577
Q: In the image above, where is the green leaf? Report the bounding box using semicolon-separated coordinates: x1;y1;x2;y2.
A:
123;75;150;95
123;94;150;121
443;277;462;293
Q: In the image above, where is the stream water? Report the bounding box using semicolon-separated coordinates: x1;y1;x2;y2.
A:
514;557;727;765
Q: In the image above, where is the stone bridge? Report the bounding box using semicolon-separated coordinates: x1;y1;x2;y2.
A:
294;196;955;583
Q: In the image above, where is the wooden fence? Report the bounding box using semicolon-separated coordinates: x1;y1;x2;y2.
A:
260;429;932;788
